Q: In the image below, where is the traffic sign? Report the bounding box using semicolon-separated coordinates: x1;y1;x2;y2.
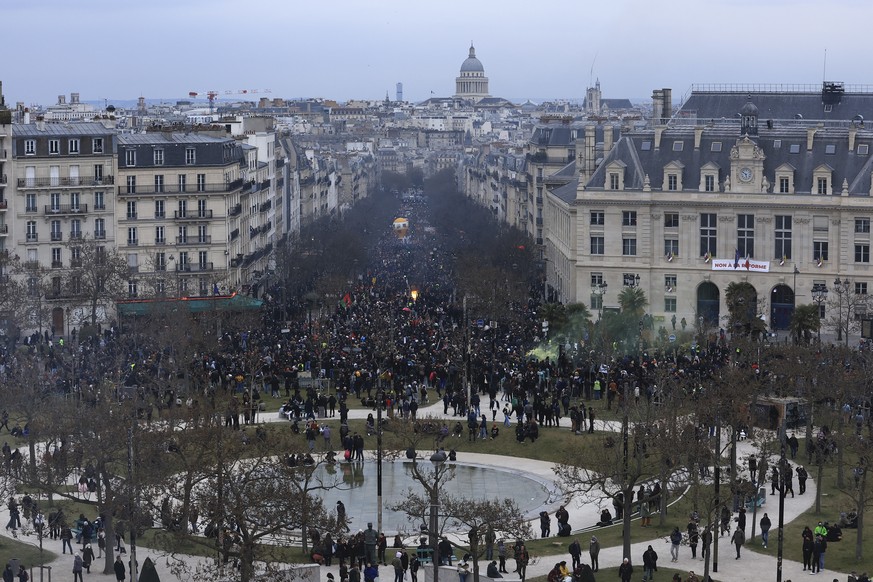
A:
668;334;676;343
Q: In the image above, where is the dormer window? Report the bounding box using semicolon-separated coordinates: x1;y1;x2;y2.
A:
812;164;833;195
775;163;796;194
699;162;720;193
605;160;626;191
672;141;684;152
662;161;685;192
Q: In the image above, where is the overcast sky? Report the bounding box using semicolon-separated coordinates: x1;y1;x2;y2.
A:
3;0;869;107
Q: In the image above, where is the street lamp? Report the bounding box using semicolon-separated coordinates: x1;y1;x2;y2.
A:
833;276;851;344
430;449;448;582
592;282;607;352
811;283;828;343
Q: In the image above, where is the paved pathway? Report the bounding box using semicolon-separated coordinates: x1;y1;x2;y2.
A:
0;400;826;582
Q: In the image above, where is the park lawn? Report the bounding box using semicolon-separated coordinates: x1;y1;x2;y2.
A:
0;535;57;573
744;451;872;574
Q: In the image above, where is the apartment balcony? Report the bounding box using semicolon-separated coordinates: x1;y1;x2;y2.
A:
0;149;7;160
128;265;139;273
45;204;88;216
0;224;7;236
154;238;167;246
25;233;38;243
52;261;63;269
68;232;83;240
18;176;114;188
50;232;63;242
260;200;271;212
176;262;214;273
127;239;138;247
230;228;239;241
174;210;214;220
94;230;106;240
116;178;242;196
0;175;6;185
229;203;242;217
176;236;212;245
0;200;8;211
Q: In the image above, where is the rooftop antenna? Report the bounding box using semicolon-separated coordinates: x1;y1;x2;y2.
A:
822;48;827;82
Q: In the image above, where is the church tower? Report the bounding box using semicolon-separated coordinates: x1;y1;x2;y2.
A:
454;44;490;102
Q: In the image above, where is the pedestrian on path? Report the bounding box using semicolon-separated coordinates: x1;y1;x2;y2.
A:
760;513;772;548
16;565;27;582
113;556;125;582
642;545;658;582
2;564;12;582
731;527;745;559
669;527;682;561
72;552;84;582
588;536;600;572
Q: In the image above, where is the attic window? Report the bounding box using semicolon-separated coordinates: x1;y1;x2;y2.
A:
711;142;722;152
825;144;836;155
858;144;869;155
824;104;833;113
672;141;684;152
641;141;652;151
789;144;801;154
774;140;782;149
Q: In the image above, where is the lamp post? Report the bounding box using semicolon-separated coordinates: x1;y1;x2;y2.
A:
430;449;448;582
776;441;788;582
593;282;607;351
811;283;828;343
833;276;851;345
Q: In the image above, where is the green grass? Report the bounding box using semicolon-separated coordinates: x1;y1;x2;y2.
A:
0;535;57;571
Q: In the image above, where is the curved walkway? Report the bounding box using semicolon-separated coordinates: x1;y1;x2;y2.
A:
0;401;821;582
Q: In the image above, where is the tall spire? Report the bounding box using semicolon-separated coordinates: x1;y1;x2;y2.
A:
469;43;476;58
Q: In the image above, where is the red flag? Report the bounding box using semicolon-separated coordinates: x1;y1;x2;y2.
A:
343;292;352;306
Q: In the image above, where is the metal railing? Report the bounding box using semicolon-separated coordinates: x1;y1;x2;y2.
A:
176;236;212;245
45;204;88;215
174;210;214;220
18;176;114;188
176;262;213;272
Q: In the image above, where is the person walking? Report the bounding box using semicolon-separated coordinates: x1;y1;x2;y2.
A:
3;564;13;582
112;555;127;582
797;466;809;495
687;520;699;559
588;536;600;572
568;538;581;570
759;513;772;549
618;558;633;582
72;552;84;582
392;552;404;582
497;540;507;573
82;544;95;573
642;545;658;582
730;527;745;559
701;526;712;562
814;534;827;572
61;525;74;555
15;565;27;582
669;527;682;562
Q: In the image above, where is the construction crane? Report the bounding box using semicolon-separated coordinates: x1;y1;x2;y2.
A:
187;89;272;113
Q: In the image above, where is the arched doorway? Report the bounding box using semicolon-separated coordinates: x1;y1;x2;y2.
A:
696;282;720;326
771;284;795;330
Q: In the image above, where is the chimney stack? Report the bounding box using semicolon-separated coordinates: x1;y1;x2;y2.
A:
36;115;45;131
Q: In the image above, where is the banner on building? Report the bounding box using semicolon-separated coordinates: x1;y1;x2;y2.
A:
711;258;770;273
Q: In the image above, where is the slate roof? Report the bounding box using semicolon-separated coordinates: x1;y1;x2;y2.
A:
586;125;873;196
677;89;873;123
118;133;234;145
13;121;116;137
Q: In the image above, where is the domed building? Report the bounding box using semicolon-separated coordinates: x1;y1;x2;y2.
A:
455;44;490;102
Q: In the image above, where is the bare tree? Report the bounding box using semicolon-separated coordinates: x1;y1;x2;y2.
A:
63;236;130;325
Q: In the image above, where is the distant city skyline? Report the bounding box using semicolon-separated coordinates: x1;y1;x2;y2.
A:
3;0;869;107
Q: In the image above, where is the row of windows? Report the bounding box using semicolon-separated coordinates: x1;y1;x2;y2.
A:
125;174;207;194
124;199;210;219
126;277;214;298
639;139;870;156
23;138;104;156
124;148;196;167
125;225;212;246
26;192;105;212
590;212;873;233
